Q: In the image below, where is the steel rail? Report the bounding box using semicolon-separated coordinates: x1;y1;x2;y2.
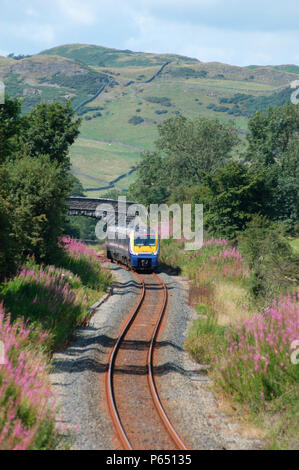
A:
147;273;188;450
105;265;145;450
104;259;188;450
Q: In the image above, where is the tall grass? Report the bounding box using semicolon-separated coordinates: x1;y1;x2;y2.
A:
214;292;299;407
1;239;111;350
0;237;112;449
0;304;58;450
59;236;110;290
0;264;89;350
162;237;299;447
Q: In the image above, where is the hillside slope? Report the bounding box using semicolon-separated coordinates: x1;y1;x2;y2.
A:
1;43;297;194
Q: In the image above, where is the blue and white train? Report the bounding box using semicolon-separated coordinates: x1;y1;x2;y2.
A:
106;225;159;271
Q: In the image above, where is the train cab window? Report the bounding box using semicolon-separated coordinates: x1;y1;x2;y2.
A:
134;235;156;246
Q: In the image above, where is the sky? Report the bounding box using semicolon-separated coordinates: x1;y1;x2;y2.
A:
0;0;299;66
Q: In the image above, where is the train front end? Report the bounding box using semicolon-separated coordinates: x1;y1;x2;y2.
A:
129;230;159;271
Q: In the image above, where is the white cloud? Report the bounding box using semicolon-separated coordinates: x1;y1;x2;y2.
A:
124;12;299;66
0;1;298;65
26;8;38;17
10;23;56;48
55;0;97;25
0;49;9;57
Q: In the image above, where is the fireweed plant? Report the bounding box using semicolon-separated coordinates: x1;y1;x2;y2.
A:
0;239;111;449
0;238;111;350
0;304;59;450
161;238;299;413
59;236;110;290
215;292;299;406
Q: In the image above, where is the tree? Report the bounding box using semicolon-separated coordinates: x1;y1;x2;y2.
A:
239;215;299;301
0;166;16;279
7;154;70;263
129;151;170;205
156;115;239;174
246;103;299;231
247;103;299;166
21;101;81;169
130;115;239;204
192;161;271;239
69;173;85;197
0;95;23;163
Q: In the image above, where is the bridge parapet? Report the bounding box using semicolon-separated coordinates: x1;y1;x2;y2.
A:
66;196;138;221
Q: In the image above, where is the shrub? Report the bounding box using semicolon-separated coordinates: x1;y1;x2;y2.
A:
144;96;171;107
128;116;144;125
239;216;299;301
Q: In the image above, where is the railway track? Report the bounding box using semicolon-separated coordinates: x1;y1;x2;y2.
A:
105;263;188;450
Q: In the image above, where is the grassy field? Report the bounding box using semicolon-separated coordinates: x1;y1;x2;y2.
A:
71;77;262;188
289;238;299;253
69;137;140;188
1;43;296;192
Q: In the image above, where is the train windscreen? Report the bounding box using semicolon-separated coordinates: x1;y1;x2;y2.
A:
134;235;156;246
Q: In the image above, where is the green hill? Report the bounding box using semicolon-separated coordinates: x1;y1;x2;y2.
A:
40;43;200;68
1;43;298;195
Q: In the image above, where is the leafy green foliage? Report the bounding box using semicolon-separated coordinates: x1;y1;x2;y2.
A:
128;115;144;125
239;215;299;301
7;53;32;60
192;162;271;239
21;101;81;169
217;88;292;117
245;103;299;231
247;103;299;166
130;115;239;204
144;96;172;106
130;151;170;205
0;166;16;279
0;95;23;163
69;173;85;196
156;115;239;173
6;155;70;264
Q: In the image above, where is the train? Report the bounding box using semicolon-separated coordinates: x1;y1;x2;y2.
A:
106;225;159;272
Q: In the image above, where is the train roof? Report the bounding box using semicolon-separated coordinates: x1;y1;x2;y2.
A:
107;225;157;236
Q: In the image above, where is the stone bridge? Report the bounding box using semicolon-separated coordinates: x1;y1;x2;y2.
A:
66;196;139;224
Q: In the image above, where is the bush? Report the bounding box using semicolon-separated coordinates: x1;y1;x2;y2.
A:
144;96;171;107
239;216;299;301
128;116;144;125
193;162;271;239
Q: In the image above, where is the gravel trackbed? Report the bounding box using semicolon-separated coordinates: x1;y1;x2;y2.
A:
50;264;263;450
